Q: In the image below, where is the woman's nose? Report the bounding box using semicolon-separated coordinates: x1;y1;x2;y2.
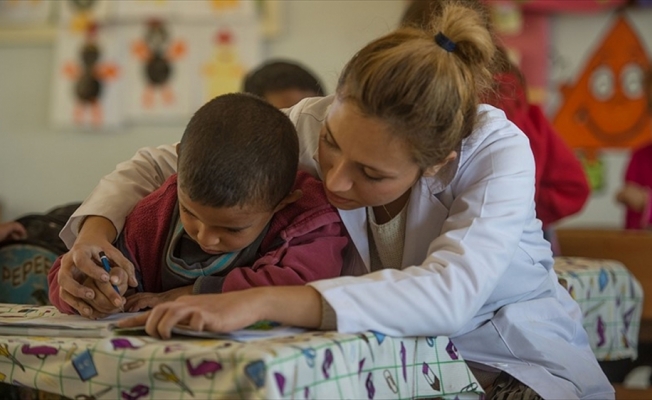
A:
325;159;353;193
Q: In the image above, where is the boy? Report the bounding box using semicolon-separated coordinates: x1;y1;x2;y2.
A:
48;93;348;316
242;59;325;109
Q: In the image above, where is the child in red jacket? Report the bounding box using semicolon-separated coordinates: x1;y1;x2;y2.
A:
615;66;652;230
487;68;590;230
401;1;590;253
48;93;348;316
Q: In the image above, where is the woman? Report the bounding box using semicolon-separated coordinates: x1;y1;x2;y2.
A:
55;1;612;398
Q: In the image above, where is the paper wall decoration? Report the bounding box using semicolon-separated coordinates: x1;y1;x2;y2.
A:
59;0;111;33
50;0;264;130
50;23;123;130
123;20;191;121
552;15;652;153
188;21;261;109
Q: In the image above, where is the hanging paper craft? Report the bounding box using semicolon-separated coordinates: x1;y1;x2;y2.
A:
59;0;111;33
124;20;191;121
553;15;652;152
50;23;123;130
188;21;261;109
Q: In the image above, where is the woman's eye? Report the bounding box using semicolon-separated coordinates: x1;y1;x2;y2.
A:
320;134;336;148
363;172;384;182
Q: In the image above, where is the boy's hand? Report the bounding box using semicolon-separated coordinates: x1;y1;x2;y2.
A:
124;286;193;313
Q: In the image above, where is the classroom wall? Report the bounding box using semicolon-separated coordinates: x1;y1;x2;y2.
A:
0;1;403;221
0;1;651;230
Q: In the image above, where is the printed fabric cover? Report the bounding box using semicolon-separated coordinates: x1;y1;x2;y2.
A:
0;304;483;400
554;256;644;361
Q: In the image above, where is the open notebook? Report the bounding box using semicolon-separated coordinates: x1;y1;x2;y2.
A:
0;304;304;341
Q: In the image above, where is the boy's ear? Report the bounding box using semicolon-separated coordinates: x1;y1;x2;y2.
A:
423;151;457;177
274;190;303;212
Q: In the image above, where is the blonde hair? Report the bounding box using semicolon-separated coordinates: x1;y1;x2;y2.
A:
337;0;496;170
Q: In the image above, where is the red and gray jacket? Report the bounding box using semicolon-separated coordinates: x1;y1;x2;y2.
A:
48;171;348;314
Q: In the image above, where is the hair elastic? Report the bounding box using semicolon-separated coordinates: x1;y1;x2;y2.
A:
434;32;456;53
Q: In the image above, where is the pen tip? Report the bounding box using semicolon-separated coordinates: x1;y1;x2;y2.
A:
99;251;106;258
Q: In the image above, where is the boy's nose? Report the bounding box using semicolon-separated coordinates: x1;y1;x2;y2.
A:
196;227;220;248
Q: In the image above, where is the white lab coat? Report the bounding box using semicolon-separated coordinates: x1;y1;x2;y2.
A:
62;96;613;399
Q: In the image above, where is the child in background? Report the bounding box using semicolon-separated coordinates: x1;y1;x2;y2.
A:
402;0;590;252
48;93;348;317
242;59;325;109
615;66;652;230
486;57;591;252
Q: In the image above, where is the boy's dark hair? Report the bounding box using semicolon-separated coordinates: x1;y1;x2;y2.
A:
242;60;325;98
178;93;299;211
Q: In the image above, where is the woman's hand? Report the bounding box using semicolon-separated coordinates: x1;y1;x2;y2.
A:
117;286;324;339
0;221;27;243
57;216;138;317
118;289;268;339
124;286;194;312
76;270;131;319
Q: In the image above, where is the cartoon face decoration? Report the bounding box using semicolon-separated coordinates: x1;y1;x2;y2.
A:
553;16;652;150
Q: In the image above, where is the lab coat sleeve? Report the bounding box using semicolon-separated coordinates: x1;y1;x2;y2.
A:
309;127;536;337
59;144;179;248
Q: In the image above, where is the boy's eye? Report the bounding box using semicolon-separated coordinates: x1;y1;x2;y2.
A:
225;227;244;234
180;205;195;218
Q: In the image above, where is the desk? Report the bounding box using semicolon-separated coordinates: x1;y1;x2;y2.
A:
554;256;644;362
0;310;483;399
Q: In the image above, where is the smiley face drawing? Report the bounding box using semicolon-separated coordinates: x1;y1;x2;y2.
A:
553;16;652;151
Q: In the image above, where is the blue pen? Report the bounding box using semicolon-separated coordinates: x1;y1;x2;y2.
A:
98;251;124;312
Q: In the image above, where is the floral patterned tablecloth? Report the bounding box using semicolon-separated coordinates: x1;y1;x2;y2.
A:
554;256;644;362
0;305;483;400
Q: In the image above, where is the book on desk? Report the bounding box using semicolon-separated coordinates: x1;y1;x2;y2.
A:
0;303;304;341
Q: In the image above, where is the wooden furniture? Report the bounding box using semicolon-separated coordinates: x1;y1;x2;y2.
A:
557;228;652;341
557;228;652;398
554;257;643;361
